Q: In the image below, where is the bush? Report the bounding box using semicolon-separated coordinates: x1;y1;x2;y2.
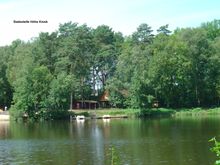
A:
10;108;74;121
137;108;174;118
43;110;73;120
75;111;90;117
9;106;25;120
210;137;220;165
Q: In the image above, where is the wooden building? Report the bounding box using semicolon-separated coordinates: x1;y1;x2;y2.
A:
73;91;111;109
99;91;110;108
73;100;98;109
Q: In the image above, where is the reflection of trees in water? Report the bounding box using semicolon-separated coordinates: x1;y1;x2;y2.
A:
0;121;10;138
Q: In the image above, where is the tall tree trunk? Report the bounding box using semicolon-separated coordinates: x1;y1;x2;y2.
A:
195;84;200;107
92;68;96;95
81;77;84;108
70;92;73;110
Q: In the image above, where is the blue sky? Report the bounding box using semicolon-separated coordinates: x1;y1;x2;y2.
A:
0;0;219;46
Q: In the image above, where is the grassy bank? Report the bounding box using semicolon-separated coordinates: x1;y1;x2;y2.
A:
175;107;220;117
73;107;220;118
10;109;76;121
72;108;175;118
10;107;220;121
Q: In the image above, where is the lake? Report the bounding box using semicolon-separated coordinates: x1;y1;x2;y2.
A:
0;117;219;165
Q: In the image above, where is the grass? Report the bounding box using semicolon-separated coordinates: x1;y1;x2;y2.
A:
72;108;175;118
175;107;220;117
71;107;220;119
71;108;138;118
10;107;220;120
11;107;220;121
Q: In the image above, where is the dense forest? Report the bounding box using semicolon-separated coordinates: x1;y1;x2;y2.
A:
1;20;220;117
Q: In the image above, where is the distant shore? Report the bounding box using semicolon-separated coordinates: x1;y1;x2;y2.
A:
71;108;175;119
72;107;220;119
7;107;220;121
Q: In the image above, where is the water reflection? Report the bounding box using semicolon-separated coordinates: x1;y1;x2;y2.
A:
0;118;219;165
91;121;104;165
102;118;110;123
0;121;10;139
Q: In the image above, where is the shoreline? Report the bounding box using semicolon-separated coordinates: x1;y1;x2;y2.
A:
8;107;220;121
72;107;220;119
0;112;10;121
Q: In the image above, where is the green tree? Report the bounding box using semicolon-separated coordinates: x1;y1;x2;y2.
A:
108;36;152;108
157;24;171;35
35;32;59;73
7;42;52;116
149;34;190;107
132;23;154;45
0;46;13;109
1;20;220;116
179;28;213;106
56;22;94;108
28;66;52;113
210;37;220;105
7;43;36;116
201;19;220;40
92;25;123;95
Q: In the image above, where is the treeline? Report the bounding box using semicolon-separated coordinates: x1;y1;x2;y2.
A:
0;20;220;116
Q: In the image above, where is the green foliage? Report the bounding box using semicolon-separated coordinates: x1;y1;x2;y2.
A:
175;107;220;117
109;19;220;108
157;24;171;35
91;25;123;94
132;23;154;44
30;66;52;108
107;146;120;165
137;108;175;118
74;108;175;118
9;106;25;120
74;111;90;117
48;72;79;110
1;19;220;120
43;110;72;120
201;19;220;40
0;47;13;109
210;137;220;165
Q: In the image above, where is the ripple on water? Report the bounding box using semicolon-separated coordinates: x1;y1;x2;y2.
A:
0;139;64;164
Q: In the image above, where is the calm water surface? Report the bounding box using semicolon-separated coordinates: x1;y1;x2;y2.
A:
0;117;219;165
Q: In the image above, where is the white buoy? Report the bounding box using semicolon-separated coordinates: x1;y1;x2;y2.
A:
76;115;85;120
102;115;110;119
